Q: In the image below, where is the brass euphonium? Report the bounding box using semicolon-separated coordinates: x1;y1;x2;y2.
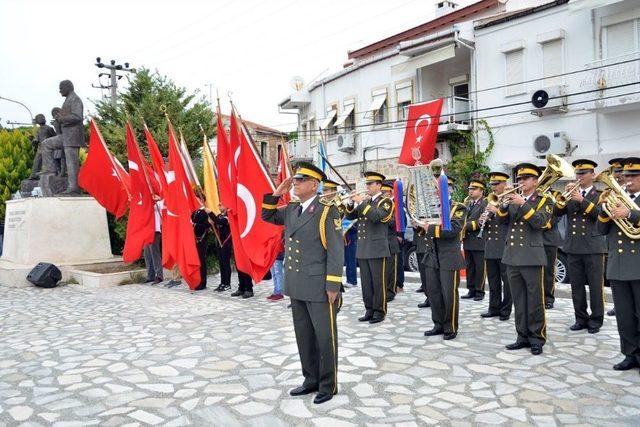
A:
595;167;640;239
537;154;576;197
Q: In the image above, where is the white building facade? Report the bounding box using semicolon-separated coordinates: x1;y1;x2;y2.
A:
475;0;640;173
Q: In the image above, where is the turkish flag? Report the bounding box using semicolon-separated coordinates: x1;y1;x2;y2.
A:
234;115;283;282
122;122;156;263
398;99;443;166
144;125;167;198
79;120;130;219
162;121;201;289
216;109;235;210
276;142;292;206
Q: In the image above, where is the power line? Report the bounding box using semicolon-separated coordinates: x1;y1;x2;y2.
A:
268;56;640;128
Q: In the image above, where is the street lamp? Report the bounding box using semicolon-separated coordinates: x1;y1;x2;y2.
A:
0;95;34;124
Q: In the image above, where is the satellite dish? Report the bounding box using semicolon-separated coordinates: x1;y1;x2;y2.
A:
531;89;550;108
290;76;305;91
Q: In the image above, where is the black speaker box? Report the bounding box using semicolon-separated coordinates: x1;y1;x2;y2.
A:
27;262;62;288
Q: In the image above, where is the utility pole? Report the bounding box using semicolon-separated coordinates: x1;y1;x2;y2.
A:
93;58;135;107
205;83;214;106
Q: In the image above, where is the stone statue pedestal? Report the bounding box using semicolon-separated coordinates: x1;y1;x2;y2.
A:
0;197;120;287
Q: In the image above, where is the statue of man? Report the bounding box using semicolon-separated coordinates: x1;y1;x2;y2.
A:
28;113;56;179
50;107;66;177
40;80;85;195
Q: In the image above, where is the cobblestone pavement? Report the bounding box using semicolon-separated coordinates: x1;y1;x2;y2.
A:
1;277;639;427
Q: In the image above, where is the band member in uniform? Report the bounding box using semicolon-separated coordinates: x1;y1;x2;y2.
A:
480;172;512;320
262;162;343;404
555;159;606;332
321;179;341;205
345;171;393;323
462;179;488;301
542;191;562;309
415;227;431;308
416;176;467;340
497;163;552;355
606;158;625;317
597;157;640;372
381;179;401;302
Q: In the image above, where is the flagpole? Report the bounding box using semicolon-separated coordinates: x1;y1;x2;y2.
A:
317;126;353;191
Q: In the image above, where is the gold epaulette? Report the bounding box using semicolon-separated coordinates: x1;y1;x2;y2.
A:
319;197;334;206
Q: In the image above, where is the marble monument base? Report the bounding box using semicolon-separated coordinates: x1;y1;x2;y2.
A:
0;197;121;287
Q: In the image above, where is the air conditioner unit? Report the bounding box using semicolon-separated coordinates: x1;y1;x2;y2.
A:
532;132;568;157
337;133;356;153
530;85;567;116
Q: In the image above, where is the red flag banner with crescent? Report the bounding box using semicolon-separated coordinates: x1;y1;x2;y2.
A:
398;99;443;166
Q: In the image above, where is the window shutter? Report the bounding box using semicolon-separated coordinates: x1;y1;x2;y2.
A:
606;20;636;58
542;39;563;86
505;49;524;96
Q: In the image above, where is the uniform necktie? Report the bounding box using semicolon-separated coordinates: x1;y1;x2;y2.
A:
297;204;303;217
581;190;587;197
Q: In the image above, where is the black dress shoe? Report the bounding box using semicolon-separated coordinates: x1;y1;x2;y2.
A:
505;342;531;350
613;356;640;371
418;300;431;308
415;287;425;293
588;327;600;334
289;385;318;396
531;344;543;355
461;291;475;299
499;315;510;321
230;289;243;297
358;314;373;322
313;393;333;404
473;295;485;301
569;323;587;331
242;291;254;299
443;332;457;340
607;309;616;316
545;302;554;309
369;316;385;324
424;328;444;336
481;312;500;318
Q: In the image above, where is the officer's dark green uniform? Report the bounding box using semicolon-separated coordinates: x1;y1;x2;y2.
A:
322;178;345;312
497;163;552;354
345;171;393;323
382;180;400;302
422;196;467;340
605;158;626;318
482;172;512;319
414;228;431;307
462;179;488;301
261;163;343;400
555;159;606;331
542;194;562;309
597;157;640;371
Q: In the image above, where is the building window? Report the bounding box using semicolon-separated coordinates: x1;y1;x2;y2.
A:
452;83;469;123
505;49;525;96
375;101;387;125
368;89;388;126
542;39;563;86
308;118;316;142
335;100;355;133
395;80;413;122
320;106;338;136
260;141;268;161
604;19;638;58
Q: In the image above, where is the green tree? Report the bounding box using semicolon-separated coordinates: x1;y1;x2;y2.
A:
92;68;215;164
440;120;495;202
0;129;34;221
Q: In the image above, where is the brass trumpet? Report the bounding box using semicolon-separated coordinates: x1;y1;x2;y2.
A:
323;189;370;206
487;184;523;206
555;180;582;208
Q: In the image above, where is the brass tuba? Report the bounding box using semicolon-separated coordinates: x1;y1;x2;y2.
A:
537;154;576;197
404;158;443;225
595;167;640;239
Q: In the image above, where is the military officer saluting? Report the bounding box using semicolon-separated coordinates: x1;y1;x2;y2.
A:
345;171;394;324
555;159;606;333
262;162;344;404
415;176;467;340
462;179;488;301
597;157;640;373
497;163;552;355
381;179;401;302
480;172;512;321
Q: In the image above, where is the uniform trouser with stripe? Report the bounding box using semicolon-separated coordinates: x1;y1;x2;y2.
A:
425;267;459;334
568;253;605;329
507;265;547;346
418;254;428;299
610;280;640;362
464;250;486;296
359;258;386;316
396;245;405;289
486;258;512;317
290;298;339;395
543;246;557;305
385;253;398;300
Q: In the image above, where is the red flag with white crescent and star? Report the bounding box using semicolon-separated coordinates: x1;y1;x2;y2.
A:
122;122;156;263
78;120;131;218
398;98;443;166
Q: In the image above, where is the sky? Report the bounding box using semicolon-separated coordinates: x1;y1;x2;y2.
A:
0;0;475;132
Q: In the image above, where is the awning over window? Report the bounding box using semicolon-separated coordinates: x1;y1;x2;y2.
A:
366;93;387;117
391;44;456;75
334;103;355;127
320;109;337;129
